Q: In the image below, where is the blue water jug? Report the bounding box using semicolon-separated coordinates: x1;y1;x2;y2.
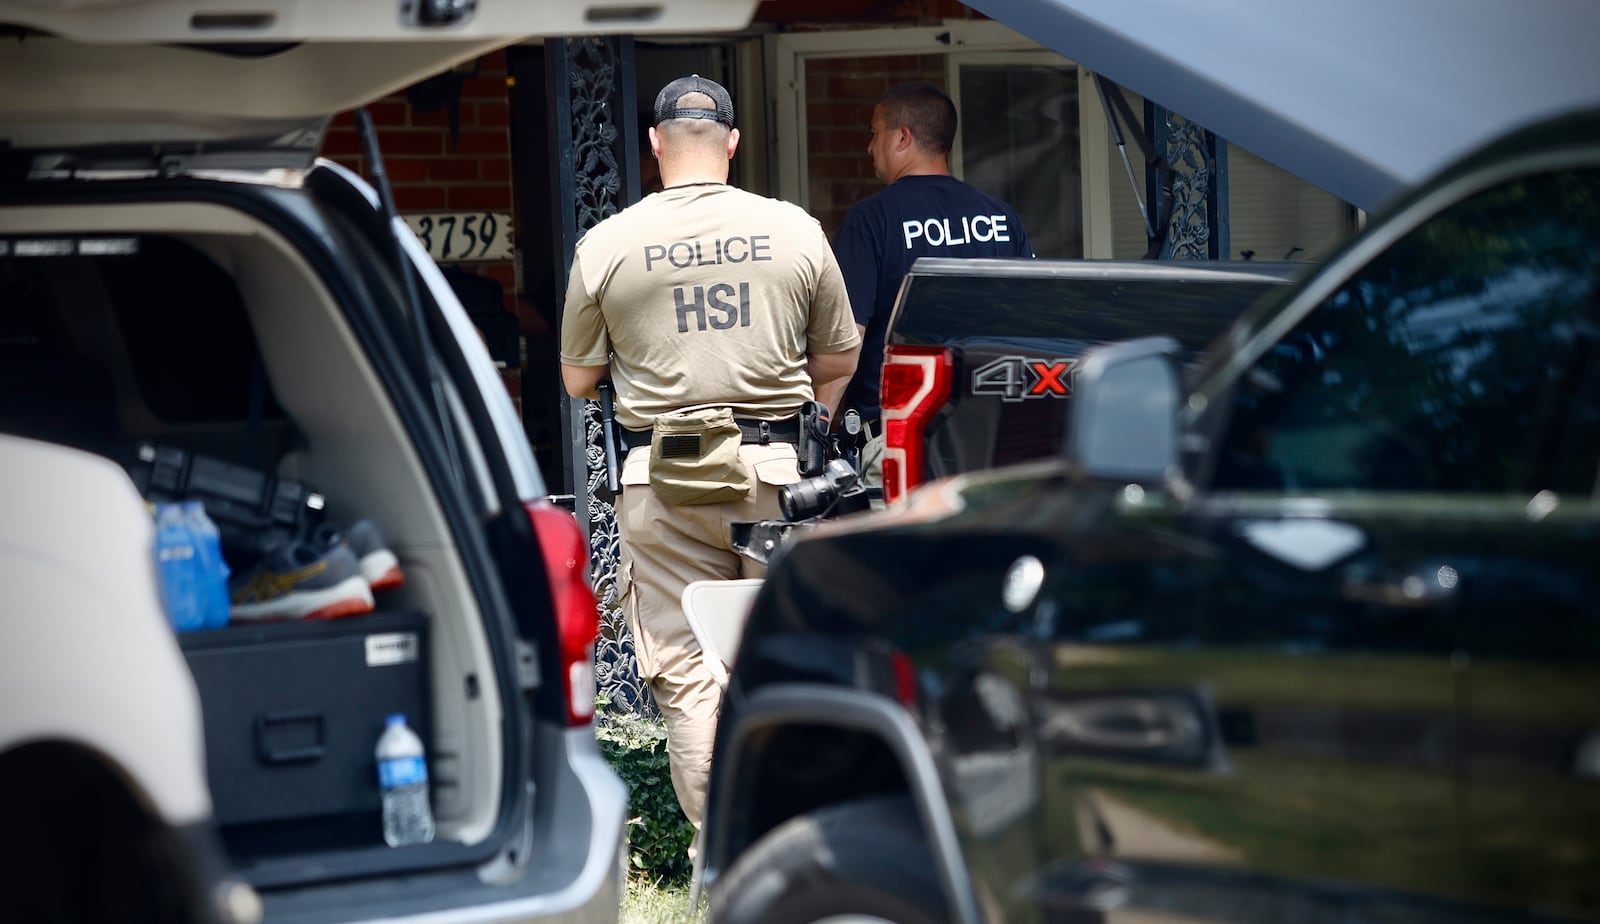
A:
154;502;205;632
183;501;231;629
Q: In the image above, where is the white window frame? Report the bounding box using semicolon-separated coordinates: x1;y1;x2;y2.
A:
765;20;1120;257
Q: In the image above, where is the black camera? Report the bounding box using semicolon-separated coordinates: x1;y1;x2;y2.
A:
779;458;871;521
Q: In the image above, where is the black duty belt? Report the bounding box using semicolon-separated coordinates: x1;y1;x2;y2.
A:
619;416;800;452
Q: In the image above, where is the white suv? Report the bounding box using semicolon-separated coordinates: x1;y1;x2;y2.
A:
0;2;755;922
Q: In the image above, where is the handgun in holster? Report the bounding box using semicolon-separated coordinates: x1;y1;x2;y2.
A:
796;400;831;478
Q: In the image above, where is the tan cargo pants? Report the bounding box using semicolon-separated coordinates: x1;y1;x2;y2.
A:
615;442;797;830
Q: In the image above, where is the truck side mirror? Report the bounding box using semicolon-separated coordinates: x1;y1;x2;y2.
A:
1066;336;1182;483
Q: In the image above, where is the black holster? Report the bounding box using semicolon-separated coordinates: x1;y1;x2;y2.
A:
796;400;831;477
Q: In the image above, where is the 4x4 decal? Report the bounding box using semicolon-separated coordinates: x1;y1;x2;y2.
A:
971;356;1078;402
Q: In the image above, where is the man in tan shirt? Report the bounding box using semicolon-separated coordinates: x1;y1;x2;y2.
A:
561;75;860;833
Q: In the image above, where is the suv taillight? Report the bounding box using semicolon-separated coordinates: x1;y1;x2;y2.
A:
880;345;953;504
525;501;599;726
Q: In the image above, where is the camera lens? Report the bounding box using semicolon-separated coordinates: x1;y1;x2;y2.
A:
779;474;835;521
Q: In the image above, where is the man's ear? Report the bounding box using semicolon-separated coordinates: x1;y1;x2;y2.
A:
726;127;741;159
648;126;663;159
896;124;916;153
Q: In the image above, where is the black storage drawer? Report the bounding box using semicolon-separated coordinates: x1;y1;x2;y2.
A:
178;611;431;832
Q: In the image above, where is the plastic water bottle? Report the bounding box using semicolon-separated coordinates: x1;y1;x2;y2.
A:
154;502;206;632
183;501;231;629
376;713;435;847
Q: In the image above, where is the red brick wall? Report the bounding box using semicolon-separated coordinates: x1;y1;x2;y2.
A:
321;51;525;415
804;56;947;238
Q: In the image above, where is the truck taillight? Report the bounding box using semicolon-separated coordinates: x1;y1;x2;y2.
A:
880;345;953;504
525;500;599;726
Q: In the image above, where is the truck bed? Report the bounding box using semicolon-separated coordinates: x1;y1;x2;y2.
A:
879;258;1305;495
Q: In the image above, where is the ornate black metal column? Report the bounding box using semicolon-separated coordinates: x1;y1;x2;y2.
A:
1145;103;1230;261
546;36;655;716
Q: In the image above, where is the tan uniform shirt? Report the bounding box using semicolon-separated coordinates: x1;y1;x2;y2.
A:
561;184;859;430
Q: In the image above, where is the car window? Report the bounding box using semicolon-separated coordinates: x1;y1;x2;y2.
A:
101;236;288;425
1212;166;1600;494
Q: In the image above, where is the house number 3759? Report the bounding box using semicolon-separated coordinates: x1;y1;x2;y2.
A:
404;211;514;263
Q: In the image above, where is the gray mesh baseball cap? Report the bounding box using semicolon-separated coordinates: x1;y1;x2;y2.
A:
653;74;735;128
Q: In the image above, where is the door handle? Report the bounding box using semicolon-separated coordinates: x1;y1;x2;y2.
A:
1037;689;1224;768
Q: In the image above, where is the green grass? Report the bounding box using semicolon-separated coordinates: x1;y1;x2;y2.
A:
620;878;703;924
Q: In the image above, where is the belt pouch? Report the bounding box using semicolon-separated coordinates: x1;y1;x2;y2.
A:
648;407;753;506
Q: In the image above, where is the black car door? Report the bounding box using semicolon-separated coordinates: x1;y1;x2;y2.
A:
1035;159;1600;922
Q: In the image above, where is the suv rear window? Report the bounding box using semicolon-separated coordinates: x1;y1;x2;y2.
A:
0;235;287;438
102;236;287;424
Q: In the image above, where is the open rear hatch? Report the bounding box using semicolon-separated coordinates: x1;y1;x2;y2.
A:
0;0;758;169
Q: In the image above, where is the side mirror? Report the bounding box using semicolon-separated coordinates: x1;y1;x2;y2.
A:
1066;336;1182;483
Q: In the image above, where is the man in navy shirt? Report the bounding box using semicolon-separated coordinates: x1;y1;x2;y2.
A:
832;81;1033;486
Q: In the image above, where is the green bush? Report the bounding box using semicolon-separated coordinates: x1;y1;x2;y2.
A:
595;701;695;886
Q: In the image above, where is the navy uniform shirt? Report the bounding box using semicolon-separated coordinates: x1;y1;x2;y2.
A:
832;174;1033;421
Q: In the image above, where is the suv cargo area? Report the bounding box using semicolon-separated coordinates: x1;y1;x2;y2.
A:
0;179;527;886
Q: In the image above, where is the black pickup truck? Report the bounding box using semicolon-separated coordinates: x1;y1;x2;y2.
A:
700;109;1600;924
876;259;1302;502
